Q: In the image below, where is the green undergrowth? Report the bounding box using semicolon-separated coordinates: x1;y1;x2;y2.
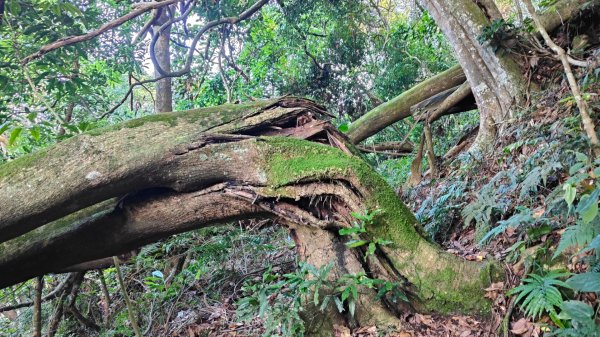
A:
407;77;600;333
0;223;297;337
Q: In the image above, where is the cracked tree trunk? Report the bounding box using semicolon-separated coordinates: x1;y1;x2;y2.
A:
0;98;500;335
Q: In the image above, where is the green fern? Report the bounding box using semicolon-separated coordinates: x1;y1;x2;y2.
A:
508;271;572;322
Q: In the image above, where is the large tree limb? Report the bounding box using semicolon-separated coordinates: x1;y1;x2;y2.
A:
0;97;326;243
413;81;474;123
347;65;465;144
0;98;499;322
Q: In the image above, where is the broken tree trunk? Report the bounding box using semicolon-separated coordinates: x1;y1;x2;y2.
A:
413;81;475;123
0;98;500;334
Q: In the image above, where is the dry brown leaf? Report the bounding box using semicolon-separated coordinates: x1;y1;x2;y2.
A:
415;313;435;327
334;324;351;337
459;330;472;337
355;325;377;335
510;317;541;337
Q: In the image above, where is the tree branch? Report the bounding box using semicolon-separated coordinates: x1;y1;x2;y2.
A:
22;0;181;64
522;0;600;156
149;0;269;77
0;273;81;312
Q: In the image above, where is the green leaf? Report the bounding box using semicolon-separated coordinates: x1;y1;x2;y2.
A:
0;122;11;135
7;0;21;15
569;162;585;175
8;127;22;146
61;2;83;16
338;227;359;236
338;122;349;133
345;239;368;248
341;287;350;302
258;290;268;317
333;297;344;312
554;223;595;258
575;152;589;163
319;296;331;311
367;242;376;257
563;184;576;207
558;300;594;320
350;285;358;301
29;127;41;142
586;234;600;252
566;272;600;292
576;190;600;223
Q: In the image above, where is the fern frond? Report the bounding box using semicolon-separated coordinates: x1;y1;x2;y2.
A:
509;271;571;320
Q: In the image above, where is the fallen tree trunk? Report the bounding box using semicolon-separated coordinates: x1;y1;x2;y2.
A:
346;65;465;144
0;98;499;334
346;0;596;145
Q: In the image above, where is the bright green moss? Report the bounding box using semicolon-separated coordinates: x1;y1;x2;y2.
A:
260;137;421;248
418;264;491;314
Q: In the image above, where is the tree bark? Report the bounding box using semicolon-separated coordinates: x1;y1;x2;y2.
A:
421;0;526;153
0;98;500;334
33;276;43;337
152;8;173;113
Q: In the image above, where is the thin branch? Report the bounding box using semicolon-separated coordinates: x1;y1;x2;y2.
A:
33;276;43;337
424;122;438;178
0;274;76;312
67;305;100;332
132;9;161;44
99;74;176;119
149;0;269;77
97;270;111;325
522;0;600;156
113;256;142;337
218;32;232;103
22;0;180;64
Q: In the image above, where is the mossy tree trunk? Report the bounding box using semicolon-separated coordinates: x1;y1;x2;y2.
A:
0;98;500;334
